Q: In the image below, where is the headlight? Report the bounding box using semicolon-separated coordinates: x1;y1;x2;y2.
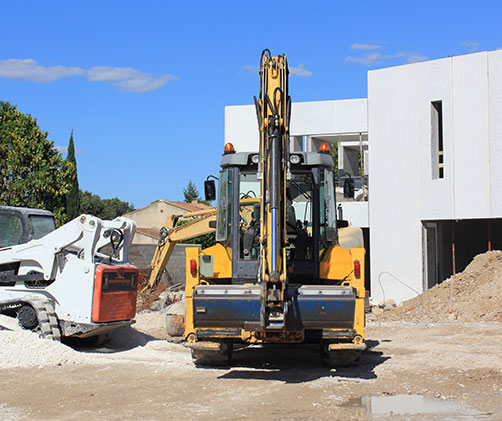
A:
251;154;259;164
290;154;301;164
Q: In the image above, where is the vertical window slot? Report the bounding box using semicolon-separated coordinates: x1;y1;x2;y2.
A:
431;100;444;179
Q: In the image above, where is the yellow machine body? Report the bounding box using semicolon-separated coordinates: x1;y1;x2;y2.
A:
183;50;366;364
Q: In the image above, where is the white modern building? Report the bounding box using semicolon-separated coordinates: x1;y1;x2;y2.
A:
224;49;502;303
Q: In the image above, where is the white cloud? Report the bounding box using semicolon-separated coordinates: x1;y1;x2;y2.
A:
289;63;312;77
404;53;428;63
0;59;176;93
345;52;383;66
462;41;479;52
242;65;259;74
345;50;428;66
55;145;87;155
350;43;383;51
88;66;176;93
87;66;140;82
0;58;84;82
241;64;312;77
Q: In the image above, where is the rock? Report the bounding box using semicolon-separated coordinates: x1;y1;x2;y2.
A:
371;307;384;316
383;300;396;311
366;314;377;322
149;300;166;312
165;299;185;316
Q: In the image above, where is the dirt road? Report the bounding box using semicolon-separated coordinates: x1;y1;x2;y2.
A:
1;316;501;420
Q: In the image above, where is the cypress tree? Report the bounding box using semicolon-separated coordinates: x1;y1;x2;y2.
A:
66;130;80;220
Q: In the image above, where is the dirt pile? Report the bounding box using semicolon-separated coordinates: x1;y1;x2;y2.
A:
378;251;502;322
0;311;191;369
0;330;94;368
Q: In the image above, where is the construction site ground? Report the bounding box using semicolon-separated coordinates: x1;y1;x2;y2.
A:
0;315;501;420
2;251;502;420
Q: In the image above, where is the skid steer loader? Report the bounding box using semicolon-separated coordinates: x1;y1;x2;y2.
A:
0;205;139;340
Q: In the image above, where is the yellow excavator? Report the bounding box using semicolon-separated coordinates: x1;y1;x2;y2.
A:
179;50;366;366
138;208;216;310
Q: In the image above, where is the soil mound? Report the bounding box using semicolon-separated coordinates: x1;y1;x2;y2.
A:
379;251;502;322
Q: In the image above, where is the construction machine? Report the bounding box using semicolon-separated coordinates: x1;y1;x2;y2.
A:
138;208;216;311
0;205;139;340
183;50;366;365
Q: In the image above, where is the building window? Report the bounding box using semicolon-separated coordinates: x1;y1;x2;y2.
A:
431;101;444;179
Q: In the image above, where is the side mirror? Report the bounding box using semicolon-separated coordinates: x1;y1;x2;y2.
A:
208;220;216;229
204;180;216;201
343;178;354;199
338;219;349;228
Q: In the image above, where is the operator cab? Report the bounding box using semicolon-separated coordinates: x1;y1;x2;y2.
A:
0;206;56;248
206;147;338;284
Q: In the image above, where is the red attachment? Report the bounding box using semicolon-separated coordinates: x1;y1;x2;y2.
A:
224;142;235;154
190;259;197;276
353;260;361;278
319;142;330;153
92;264;138;323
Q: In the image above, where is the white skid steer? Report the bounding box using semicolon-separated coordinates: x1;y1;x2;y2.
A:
0;206;139;340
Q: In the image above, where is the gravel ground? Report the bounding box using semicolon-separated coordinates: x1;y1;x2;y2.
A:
1;252;502;419
1;314;502;420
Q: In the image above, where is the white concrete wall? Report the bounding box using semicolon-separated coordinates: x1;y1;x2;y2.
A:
368;49;502;303
368;63;423;303
290;99;367;136
225;99;367;151
452;53;490;219
339;202;368;227
224;105;259;152
488;52;502;216
417;57;454;221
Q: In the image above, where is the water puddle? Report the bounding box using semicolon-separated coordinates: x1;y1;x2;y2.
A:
341;394;492;419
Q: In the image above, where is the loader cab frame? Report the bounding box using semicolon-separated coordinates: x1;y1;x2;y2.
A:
213;151;338;285
0;206;56;248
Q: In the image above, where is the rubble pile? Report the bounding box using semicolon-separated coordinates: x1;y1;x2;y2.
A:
375;251;502;322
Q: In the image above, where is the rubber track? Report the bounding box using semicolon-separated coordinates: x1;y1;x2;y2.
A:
21;296;62;341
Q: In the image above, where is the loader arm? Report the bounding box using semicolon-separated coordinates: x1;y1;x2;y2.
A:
142;208;217;293
255;49;291;327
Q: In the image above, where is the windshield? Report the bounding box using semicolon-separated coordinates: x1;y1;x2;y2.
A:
321;168;337;242
289;172;313;228
216;168;232;242
0;213;23;247
239;172;261;199
30;215;56;239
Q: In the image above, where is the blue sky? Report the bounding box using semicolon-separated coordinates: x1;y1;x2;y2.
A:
1;1;500;209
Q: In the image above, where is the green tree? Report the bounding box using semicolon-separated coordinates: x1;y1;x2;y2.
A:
183;180;199;203
0;102;73;225
79;190;134;220
65;129;80;220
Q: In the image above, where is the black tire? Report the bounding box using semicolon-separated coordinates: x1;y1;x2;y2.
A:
25;297;62;341
17;305;38;330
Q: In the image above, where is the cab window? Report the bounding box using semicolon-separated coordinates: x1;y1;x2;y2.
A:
30;215;56;239
0;213;23;247
216;169;232;242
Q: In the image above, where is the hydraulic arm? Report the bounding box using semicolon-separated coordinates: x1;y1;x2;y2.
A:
254;50;291;328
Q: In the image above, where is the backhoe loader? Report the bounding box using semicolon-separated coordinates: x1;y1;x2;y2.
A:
182;50;366;366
